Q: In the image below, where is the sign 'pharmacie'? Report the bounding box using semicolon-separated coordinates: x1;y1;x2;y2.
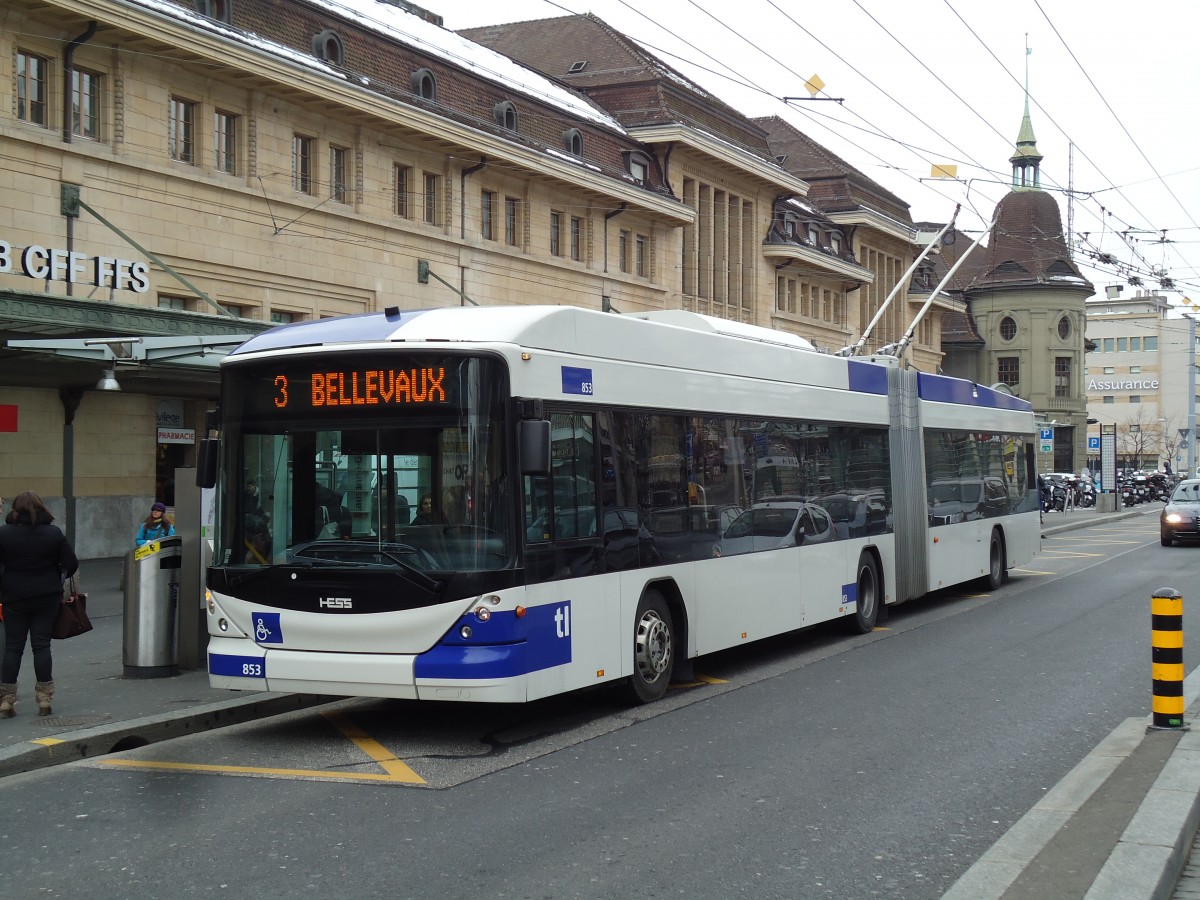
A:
0;239;149;293
1087;377;1160;392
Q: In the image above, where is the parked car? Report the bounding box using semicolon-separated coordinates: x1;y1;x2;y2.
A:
645;504;743;563
1161;479;1200;546
714;497;834;557
816;489;890;538
928;476;1009;524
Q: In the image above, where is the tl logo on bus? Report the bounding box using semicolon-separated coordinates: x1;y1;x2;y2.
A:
555;605;571;638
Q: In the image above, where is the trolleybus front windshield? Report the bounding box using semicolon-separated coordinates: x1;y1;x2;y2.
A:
215;353;511;575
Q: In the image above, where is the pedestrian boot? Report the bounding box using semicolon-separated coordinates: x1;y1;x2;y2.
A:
34;681;54;717
0;683;16;718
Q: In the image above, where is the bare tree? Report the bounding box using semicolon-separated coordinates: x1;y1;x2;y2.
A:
1118;409;1158;470
1158;414;1183;472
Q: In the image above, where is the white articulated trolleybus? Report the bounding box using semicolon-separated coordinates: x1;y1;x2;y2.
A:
199;305;1040;704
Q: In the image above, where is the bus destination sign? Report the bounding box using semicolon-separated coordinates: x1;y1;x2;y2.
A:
271;366;448;410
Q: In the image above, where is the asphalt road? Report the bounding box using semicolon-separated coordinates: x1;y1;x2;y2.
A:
3;515;1194;899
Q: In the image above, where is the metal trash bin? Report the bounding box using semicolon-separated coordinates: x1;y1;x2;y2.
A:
123;536;183;677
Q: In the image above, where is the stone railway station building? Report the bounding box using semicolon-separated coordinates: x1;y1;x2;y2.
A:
2;0;1023;557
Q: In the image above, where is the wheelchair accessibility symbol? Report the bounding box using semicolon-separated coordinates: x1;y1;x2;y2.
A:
251;612;283;644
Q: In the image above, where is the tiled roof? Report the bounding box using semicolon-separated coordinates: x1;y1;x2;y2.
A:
755;116;912;223
925;227;988;294
939;309;984;346
461;14;773;157
967;190;1093;292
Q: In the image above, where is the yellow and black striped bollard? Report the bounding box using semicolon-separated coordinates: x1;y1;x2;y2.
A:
1151;587;1185;729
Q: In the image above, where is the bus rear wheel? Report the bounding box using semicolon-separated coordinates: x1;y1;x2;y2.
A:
627;590;674;704
849;552;881;634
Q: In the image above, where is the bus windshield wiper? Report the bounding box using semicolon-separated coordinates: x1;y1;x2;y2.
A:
291;542;442;593
226;565;279;587
371;549;442;593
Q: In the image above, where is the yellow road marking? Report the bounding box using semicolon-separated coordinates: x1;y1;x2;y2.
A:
101;758;411;781
99;712;426;785
1012;568;1057;575
31;738;65;746
322;712;425;783
1045;538;1144;545
670;673;728;688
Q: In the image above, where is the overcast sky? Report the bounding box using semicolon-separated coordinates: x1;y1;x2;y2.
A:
426;0;1200;304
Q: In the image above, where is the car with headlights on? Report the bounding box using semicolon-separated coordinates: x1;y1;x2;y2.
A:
1160;479;1200;546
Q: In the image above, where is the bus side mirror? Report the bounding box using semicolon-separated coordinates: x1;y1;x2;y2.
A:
519;420;551;475
197;439;218;488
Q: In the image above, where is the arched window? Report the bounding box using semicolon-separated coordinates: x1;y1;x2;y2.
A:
411;68;437;102
311;30;344;66
622;150;652;185
1000;316;1017;341
493;101;518;132
194;0;232;22
562;128;584;157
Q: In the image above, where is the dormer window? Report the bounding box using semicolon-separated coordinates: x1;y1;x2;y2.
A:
493;101;518;132
830;233;843;254
807;225;820;246
194;0;232;23
411;68;437;102
562;128;583;157
311;30;344;66
622;150;652;185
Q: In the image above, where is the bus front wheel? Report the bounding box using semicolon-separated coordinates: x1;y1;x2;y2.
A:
849;552;881;634
627;590;674;704
980;530;1005;591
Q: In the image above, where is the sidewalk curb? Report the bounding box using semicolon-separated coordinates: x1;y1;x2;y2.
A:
945;672;1200;900
1041;507;1149;537
1085;725;1200;900
0;692;332;779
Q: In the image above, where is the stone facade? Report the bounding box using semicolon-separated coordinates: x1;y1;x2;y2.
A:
1;0;954;556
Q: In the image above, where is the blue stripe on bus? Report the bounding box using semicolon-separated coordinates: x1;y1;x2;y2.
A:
414;601;572;680
846;360;889;395
917;372;1032;411
231;310;432;355
842;582;857;605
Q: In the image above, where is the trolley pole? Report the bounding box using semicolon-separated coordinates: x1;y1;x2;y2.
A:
1151;588;1186;729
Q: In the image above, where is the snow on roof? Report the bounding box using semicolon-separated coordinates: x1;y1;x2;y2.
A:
126;0;623;132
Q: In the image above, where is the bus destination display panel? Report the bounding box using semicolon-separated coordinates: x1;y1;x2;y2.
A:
230;354;483;420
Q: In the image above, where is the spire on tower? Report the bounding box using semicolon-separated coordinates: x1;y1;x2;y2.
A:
1010;37;1043;190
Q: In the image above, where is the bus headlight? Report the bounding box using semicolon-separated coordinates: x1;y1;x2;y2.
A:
460;625;473;639
474;606;492;622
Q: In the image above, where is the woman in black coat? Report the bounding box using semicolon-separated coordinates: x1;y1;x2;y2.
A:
0;491;78;717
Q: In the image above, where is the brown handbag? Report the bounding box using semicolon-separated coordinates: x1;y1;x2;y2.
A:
53;576;93;639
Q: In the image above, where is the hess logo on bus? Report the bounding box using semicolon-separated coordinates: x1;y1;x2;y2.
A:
319;597;353;609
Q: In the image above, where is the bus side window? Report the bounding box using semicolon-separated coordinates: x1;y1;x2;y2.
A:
525;474;551;542
525;411;598;543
